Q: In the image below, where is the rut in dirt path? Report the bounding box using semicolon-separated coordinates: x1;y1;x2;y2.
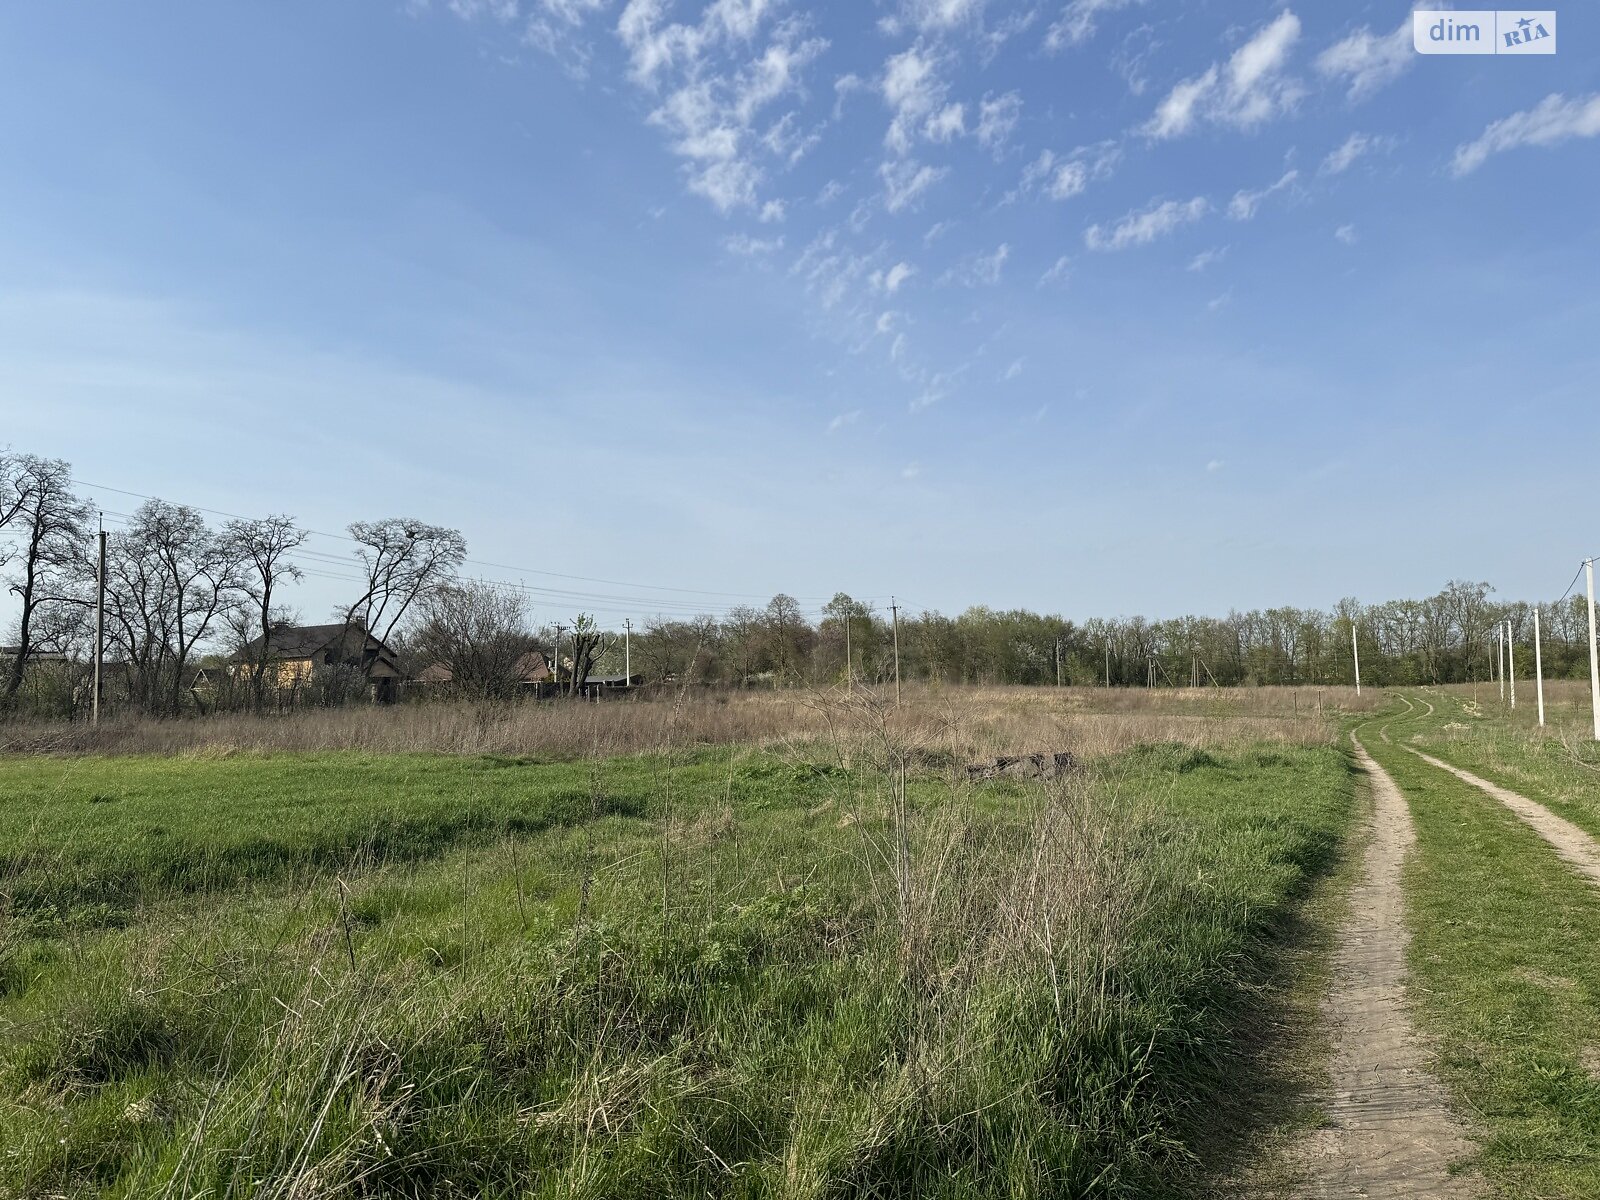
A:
1298;728;1480;1198
1401;743;1600;888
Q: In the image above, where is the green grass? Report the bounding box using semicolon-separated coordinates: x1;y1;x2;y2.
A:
1361;700;1600;1197
1398;689;1600;843
0;741;1355;1198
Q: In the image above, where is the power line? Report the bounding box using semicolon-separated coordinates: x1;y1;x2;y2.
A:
74;476;853;604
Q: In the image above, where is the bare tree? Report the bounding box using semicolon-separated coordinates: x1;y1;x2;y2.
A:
102;500;246;714
1;456;92;705
345;519;467;668
224;514;308;709
409;582;537;701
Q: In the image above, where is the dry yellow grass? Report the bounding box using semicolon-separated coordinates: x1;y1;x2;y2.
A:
0;683;1374;762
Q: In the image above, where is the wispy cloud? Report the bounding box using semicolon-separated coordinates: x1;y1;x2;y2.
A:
975;90;1023;153
942;242;1011;286
1038;255;1072;287
1085;196;1208;251
1452;92;1600;176
723;232;784;255
827;408;863;433
880;157;948;211
1001;356;1025;380
872;261;918;294
1144;11;1303;139
621;2;829;213
1044;0;1144;50
1316;16;1412;102
1319;131;1391;176
1227;168;1298;220
1017;141;1119;201
1334;223;1358;245
1187;246;1227;272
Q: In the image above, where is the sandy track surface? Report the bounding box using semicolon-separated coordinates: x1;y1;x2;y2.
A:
1298;728;1481;1198
1402;745;1600;888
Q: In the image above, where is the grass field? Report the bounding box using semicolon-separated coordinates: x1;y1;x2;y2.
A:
0;688;1362;1198
1361;692;1600;1198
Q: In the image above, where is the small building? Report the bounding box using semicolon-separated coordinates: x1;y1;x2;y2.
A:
234;622;405;703
415;651;552;690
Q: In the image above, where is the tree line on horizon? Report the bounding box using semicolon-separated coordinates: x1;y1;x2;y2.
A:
1;451;1590;718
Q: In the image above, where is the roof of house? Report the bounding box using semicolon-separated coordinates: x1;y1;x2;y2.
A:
416;651;551;685
236;623;396;662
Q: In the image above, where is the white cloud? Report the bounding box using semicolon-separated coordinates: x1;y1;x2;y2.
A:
1206;458;1225;472
881;44;947;155
1452;92;1600;176
1001;356;1025;381
723;231;784;255
1018;142;1119;202
876;310;899;334
1319;131;1390;176
827;409;863;433
1316;16;1412;102
1044;0;1144;50
759;198;787;222
1187;246;1227;272
924;219;956;244
1206;291;1230;311
901;460;924;477
1038;255;1072;286
1227;168;1298;220
1085;196;1208;251
627;6;828;213
880;157;948;212
870;259;921;292
891;0;988;34
924;101;966;142
943;243;1011;286
975;91;1023;153
816;179;846;205
1334;223;1358;245
1144;11;1303;139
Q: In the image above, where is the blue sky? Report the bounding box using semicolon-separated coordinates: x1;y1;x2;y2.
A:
2;1;1598;627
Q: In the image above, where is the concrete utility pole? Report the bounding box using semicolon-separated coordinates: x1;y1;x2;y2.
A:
1497;624;1505;702
1587;559;1600;741
93;522;106;727
552;623;564;696
1351;621;1361;696
623;619;632;686
889;597;901;705
1534;606;1546;728
844;613;852;695
1507;620;1516;710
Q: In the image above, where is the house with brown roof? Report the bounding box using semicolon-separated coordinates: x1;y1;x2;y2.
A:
234;622;405;702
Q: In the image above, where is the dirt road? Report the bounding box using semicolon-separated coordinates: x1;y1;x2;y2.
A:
1299;726;1480;1198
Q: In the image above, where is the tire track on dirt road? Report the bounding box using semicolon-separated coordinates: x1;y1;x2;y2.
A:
1399;745;1600;888
1298;718;1481;1198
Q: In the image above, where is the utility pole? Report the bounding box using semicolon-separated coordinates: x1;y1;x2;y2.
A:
1054;637;1062;688
1587;559;1600;741
1497;624;1505;703
1534;606;1546;728
93;521;106;727
552;623;564;697
623;618;632;687
1351;621;1361;696
889;597;901;705
844;614;852;695
1507;620;1516;710
1105;646;1110;688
